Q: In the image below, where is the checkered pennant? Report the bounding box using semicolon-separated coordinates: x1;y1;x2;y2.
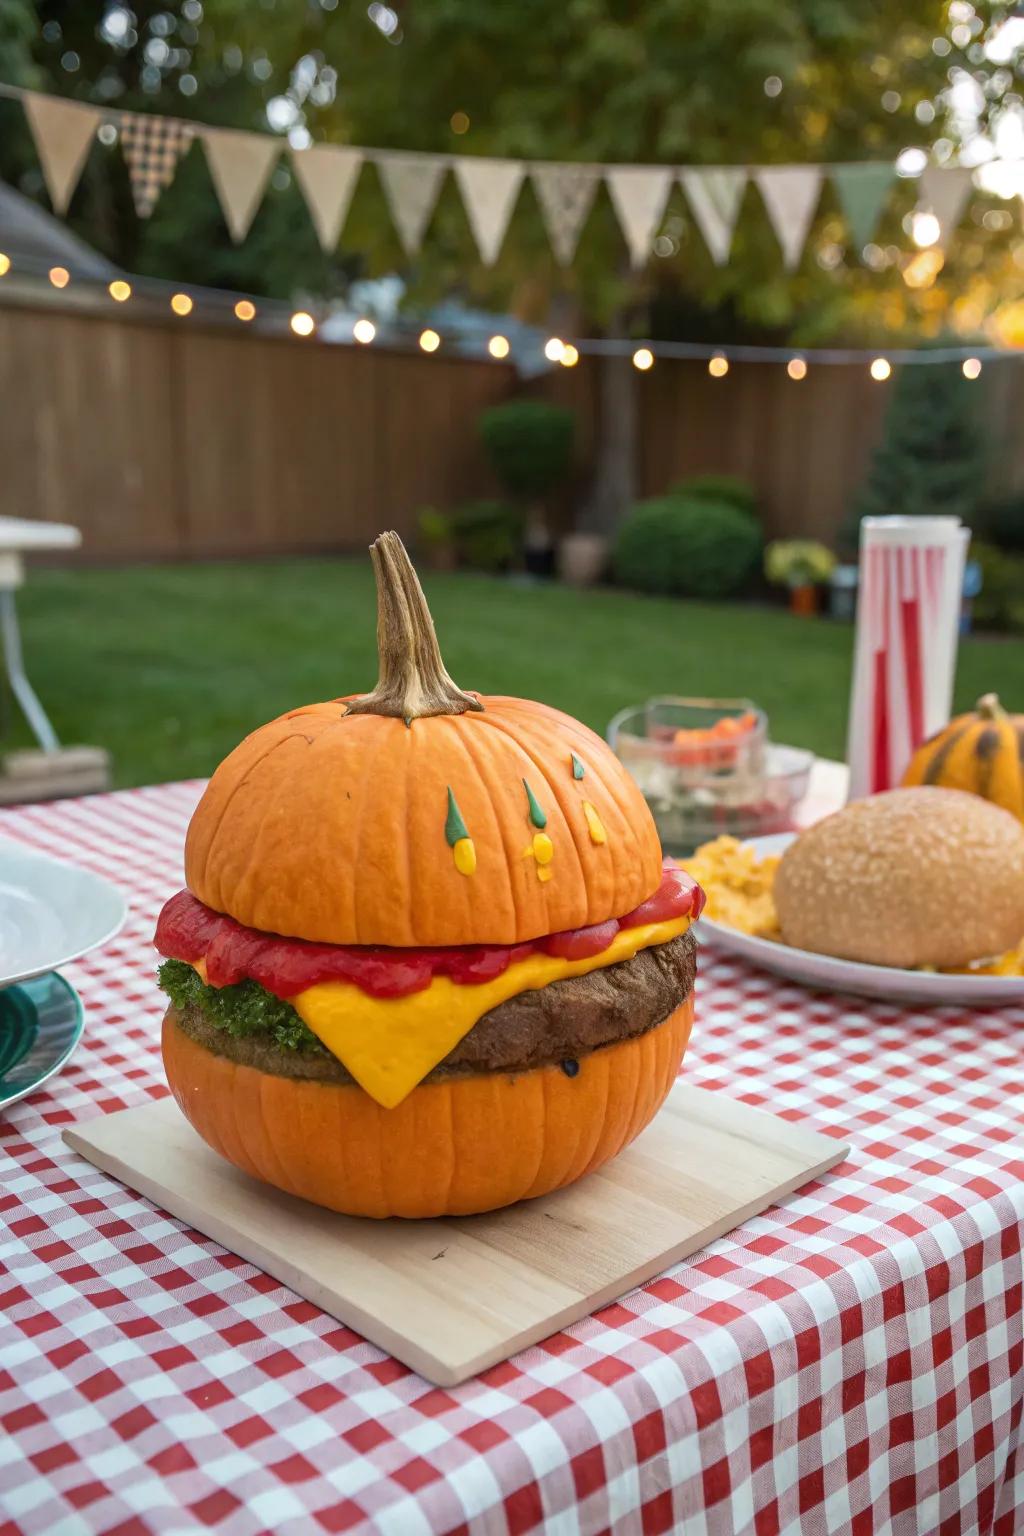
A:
118;111;194;218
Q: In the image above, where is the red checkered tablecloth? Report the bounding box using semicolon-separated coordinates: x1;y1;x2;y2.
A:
1;782;1023;1536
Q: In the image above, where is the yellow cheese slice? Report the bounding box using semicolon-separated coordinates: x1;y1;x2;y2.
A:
292;914;692;1109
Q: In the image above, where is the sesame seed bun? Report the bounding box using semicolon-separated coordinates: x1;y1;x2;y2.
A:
774;786;1024;969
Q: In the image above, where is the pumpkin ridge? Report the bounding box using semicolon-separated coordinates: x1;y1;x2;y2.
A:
444;717;521;937
349;719;404;946
921;721;971;785
189;725;300;912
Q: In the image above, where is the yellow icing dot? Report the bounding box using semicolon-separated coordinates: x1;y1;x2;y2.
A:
532;832;554;865
582;801;607;845
537;867;553;882
453;837;477;876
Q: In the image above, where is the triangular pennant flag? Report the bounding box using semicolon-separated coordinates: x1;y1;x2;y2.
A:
119;112;195;219
377;154;446;256
832;163;895;253
202;127;280;243
291;144;362;251
452;157;524;266
606;166;673;268
22;92;101;216
679;167;746;265
531;163;600;265
755;165;823;270
919;165;974;248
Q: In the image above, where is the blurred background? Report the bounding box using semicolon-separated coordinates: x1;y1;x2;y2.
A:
0;1;1021;794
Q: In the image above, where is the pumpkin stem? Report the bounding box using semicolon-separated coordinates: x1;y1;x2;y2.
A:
345;532;484;721
977;693;1004;721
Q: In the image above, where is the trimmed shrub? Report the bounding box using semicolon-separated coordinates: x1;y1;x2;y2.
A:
671;474;757;517
613;496;763;599
450;500;523;573
972;541;1024;633
479;401;574;499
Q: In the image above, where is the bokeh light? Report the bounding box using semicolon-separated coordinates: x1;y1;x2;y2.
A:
290;310;315;337
787;357;808;380
49;266;70;289
419;328;441;352
488;334;510;359
353;319;376;344
870;357;891;381
170;293;193;316
632;347;654;371
234;299;256;321
962;357;982;380
708;354;729;377
108;280;132;302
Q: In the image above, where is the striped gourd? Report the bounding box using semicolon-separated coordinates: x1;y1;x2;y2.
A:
902;694;1024;822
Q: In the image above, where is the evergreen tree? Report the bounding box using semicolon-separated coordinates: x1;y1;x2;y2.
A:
850;361;986;540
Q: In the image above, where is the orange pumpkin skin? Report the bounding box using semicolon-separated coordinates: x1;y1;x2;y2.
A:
162;996;693;1218
184;695;664;948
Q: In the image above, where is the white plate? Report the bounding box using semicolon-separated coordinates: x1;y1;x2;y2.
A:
0;836;127;988
696;832;1024;1008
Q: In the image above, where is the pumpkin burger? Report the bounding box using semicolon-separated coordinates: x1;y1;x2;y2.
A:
155;533;703;1218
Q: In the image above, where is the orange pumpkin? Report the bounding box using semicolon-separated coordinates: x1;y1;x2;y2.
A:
902;693;1024;822
163;998;693;1218
185;534;662;946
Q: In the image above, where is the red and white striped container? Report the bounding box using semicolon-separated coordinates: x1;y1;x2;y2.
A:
846;516;970;800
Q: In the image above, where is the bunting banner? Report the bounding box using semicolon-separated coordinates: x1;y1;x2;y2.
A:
679;167;746;266
8;85;1002;276
919;164;974;248
832;162;895;253
755;165;824;270
452;157;524;266
377;154;446;256
605;166;673;268
291;144;362;251
202;127;280;243
119;112;194;219
22;92;101;217
531;162;601;265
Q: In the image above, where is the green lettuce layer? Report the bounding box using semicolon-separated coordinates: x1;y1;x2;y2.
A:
158;958;324;1054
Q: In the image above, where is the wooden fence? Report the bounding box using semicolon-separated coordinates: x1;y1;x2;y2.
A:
2;299;1021;560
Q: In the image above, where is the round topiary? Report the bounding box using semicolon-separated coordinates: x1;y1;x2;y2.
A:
613;496;763;599
671;474;757;517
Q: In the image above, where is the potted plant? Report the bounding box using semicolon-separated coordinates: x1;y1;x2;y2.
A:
764;540;837;616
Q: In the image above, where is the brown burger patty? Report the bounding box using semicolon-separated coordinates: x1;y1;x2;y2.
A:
170;928;696;1085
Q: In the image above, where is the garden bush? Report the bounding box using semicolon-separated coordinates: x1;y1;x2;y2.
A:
971;541;1024;633
613;495;763;599
450;500;523;573
671;474;757;517
479;401;574;499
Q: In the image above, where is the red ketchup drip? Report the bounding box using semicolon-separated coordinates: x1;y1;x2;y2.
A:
154;859;704;1002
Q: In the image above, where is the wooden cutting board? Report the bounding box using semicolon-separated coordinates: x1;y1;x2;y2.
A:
64;1087;848;1386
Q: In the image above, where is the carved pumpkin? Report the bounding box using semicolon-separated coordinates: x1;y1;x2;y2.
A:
161;533;698;1218
902;693;1024;822
185;534;663;946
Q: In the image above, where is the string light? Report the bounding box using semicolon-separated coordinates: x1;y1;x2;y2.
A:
708;354;729;377
488;334;510;359
962;357;982;379
170;292;193;316
108;280;131;302
787;357;807;380
911;210;941;249
234;299;256;322
449;110;470;134
353;318;376;344
290;310;315;337
870;357;891;381
544;337;565;363
418;328;440;352
560;343;580;367
48;266;70;289
632;347;654;371
0;253;9;277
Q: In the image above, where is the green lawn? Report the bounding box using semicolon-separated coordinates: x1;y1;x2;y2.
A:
10;560;1023;788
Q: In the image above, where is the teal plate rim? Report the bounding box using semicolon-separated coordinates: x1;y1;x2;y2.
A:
0;972;85;1112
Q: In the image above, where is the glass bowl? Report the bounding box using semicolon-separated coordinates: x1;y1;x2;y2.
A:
608;698;814;857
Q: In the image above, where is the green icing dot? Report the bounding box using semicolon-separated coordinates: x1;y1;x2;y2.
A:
523;779;547;829
571;752;585;781
445;787;470;847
